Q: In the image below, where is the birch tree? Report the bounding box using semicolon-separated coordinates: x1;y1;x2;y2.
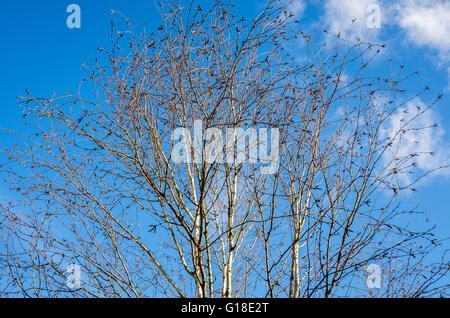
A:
1;0;448;297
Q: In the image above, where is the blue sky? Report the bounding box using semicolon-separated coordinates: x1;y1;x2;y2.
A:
0;0;449;292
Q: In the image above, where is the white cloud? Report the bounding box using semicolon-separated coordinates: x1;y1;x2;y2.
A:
381;101;450;185
317;1;450;183
320;0;450;53
389;0;450;90
278;0;305;20
322;0;382;41
395;0;450;61
288;0;306;17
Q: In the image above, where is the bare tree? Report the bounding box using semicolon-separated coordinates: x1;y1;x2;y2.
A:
0;0;448;298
